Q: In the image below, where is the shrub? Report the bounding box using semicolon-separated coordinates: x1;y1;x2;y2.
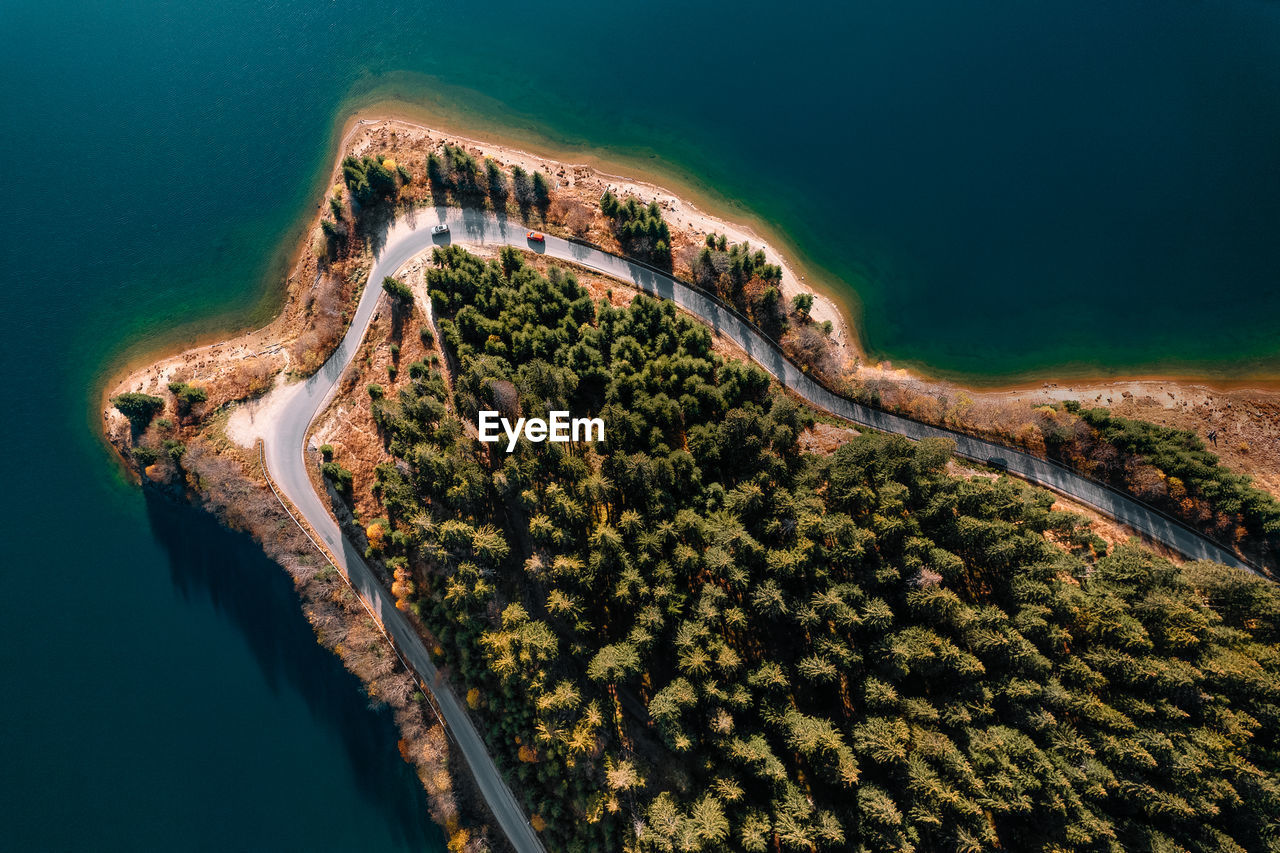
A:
111;392;165;428
791;292;815;317
321;461;353;493
511;165;535;211
598;191;671;267
341;155;397;207
131;445;159;466
167;381;207;416
486;158;509;206
532;170;552;215
382;276;414;304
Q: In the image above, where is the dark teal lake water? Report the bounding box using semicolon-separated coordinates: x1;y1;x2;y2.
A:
2;0;1278;848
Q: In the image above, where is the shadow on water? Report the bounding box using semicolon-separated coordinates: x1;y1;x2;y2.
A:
143;491;443;852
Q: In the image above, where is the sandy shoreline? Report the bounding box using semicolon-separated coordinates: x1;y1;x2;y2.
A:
336;103;1280;393
339;114;855;357
104;102;1280;414
102;107;856;426
106;112;1280;507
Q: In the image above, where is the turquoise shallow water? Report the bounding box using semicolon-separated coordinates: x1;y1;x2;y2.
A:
1;0;1278;848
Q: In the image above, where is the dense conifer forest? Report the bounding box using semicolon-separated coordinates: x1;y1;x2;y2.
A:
356;248;1280;852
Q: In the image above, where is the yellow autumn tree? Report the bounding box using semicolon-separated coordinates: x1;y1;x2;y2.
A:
390;567;415;609
446;827;469;853
366;521;386;551
604;756;643;792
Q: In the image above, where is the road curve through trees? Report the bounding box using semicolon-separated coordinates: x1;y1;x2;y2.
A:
261;205;1252;851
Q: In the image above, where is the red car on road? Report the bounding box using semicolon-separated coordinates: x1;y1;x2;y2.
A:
526;231;545;243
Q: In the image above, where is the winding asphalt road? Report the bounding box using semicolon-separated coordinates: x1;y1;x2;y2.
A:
260;205;1251;851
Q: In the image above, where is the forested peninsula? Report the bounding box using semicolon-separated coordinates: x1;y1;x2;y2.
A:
104;118;1280;853
323;244;1280;852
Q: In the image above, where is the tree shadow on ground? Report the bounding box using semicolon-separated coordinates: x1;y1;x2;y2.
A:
354;202;396;258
